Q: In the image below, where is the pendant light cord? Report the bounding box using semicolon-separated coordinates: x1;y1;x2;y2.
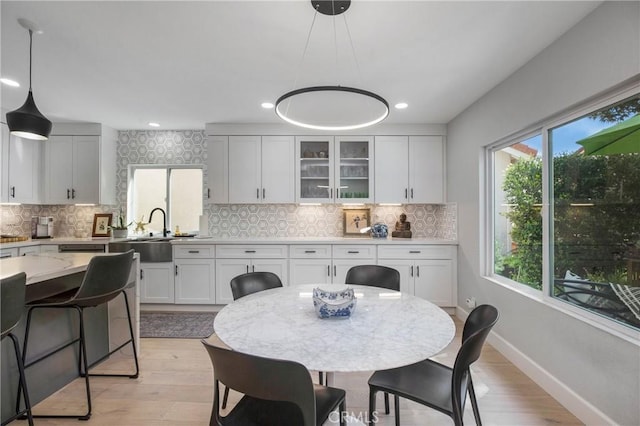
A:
284;6;320;116
28;29;33;91
342;14;363;87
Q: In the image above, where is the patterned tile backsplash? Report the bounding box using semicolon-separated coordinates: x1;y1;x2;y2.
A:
0;130;457;240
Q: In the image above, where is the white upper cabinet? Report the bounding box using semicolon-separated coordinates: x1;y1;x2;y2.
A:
1;122;43;204
228;136;294;204
206;136;229;204
375;135;444;204
44;124;116;205
46;135;99;204
296;136;373;203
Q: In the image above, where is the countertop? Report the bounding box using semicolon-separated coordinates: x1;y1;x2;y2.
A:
0;252;103;284
0;236;457;250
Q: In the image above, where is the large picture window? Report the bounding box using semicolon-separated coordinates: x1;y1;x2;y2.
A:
488;90;640;331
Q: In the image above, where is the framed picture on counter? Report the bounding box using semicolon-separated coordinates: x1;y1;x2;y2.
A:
343;208;370;236
92;213;113;237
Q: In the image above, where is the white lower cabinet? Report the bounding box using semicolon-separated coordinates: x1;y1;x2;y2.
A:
288;244;376;285
215;245;288;304
378;245;457;307
18;246;41;256
174;258;216;304
140;262;174;303
174;245;216;304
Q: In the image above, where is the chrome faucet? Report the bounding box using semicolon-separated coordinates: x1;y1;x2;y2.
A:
148;207;168;237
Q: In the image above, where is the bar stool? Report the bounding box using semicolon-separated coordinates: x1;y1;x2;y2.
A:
19;250;138;420
1;272;34;426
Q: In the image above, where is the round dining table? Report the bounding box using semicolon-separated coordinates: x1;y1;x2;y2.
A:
214;284;455;386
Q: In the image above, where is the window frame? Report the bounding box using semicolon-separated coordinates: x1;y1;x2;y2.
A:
484;80;640;342
127;164;204;233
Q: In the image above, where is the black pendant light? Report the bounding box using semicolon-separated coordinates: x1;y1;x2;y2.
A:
275;0;389;131
6;18;52;141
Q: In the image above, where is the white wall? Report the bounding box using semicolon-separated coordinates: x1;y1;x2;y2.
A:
447;2;639;425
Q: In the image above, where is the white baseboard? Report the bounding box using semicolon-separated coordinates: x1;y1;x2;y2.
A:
456;307;616;426
141;304;222;313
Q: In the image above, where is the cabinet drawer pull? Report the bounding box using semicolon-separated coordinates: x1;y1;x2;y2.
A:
245;250;256;253
347;250;360;254
188;250;200;254
304;250;316;254
409;250;421;254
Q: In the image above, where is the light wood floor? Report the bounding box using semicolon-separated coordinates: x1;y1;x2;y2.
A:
15;318;582;425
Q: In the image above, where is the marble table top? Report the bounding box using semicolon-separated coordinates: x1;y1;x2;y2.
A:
214;284;455;373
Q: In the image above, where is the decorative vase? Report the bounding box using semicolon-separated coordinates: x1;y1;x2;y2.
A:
111;229;128;239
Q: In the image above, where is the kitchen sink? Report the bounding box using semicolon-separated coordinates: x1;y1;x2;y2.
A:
108;238;173;262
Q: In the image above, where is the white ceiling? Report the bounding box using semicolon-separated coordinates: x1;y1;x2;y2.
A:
1;1;601;130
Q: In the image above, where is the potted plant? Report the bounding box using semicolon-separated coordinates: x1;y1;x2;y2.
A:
109;210;132;239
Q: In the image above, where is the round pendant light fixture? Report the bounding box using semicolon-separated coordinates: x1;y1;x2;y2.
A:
6;18;52;141
275;0;389;131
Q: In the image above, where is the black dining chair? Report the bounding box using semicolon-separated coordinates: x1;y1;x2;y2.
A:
230;271;283;300
345;264;401;291
1;272;34;426
340;264;400;411
368;304;499;426
19;250;138;420
220;271;284;409
202;339;347;426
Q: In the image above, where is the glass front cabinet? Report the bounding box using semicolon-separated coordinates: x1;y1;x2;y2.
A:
295;136;373;203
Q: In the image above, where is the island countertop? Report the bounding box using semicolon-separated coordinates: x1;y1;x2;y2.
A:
1;252;107;284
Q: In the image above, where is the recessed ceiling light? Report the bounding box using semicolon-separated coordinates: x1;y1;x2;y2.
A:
395;102;408;109
0;78;20;87
261;102;274;109
148;122;160;127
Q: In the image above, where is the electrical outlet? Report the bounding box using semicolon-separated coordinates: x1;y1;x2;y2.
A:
465;297;476;309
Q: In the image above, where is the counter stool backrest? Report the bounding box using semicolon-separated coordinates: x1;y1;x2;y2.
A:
202;341;317;426
230;271;283;300
1;272;27;338
345;265;400;291
73;250;134;306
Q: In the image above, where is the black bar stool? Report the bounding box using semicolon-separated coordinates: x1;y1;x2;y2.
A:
1;272;34;426
19;250;138;420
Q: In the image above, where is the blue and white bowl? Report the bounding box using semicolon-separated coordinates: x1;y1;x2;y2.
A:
313;287;357;319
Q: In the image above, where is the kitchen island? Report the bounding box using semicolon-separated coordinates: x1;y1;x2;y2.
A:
0;252;139;422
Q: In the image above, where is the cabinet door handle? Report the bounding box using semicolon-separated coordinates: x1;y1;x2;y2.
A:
405;188;408;199
333;265;336;276
416;266;420;277
245;250;256;253
207;188;211;199
330;188;333;199
347;250;359;254
72;189;76;199
140;270;144;280
327;265;331;276
304;250;316;254
263;188;266;199
10;186;15;198
246;265;249;273
410;265;414;277
409;250;421;254
252;265;255;272
188;250;200;254
67;189;71;199
175;265;178;276
257;188;260;199
411;188;414;199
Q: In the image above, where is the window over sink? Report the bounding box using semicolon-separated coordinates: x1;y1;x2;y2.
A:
129;165;203;235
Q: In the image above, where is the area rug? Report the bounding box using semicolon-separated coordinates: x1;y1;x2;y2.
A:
140;312;217;338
